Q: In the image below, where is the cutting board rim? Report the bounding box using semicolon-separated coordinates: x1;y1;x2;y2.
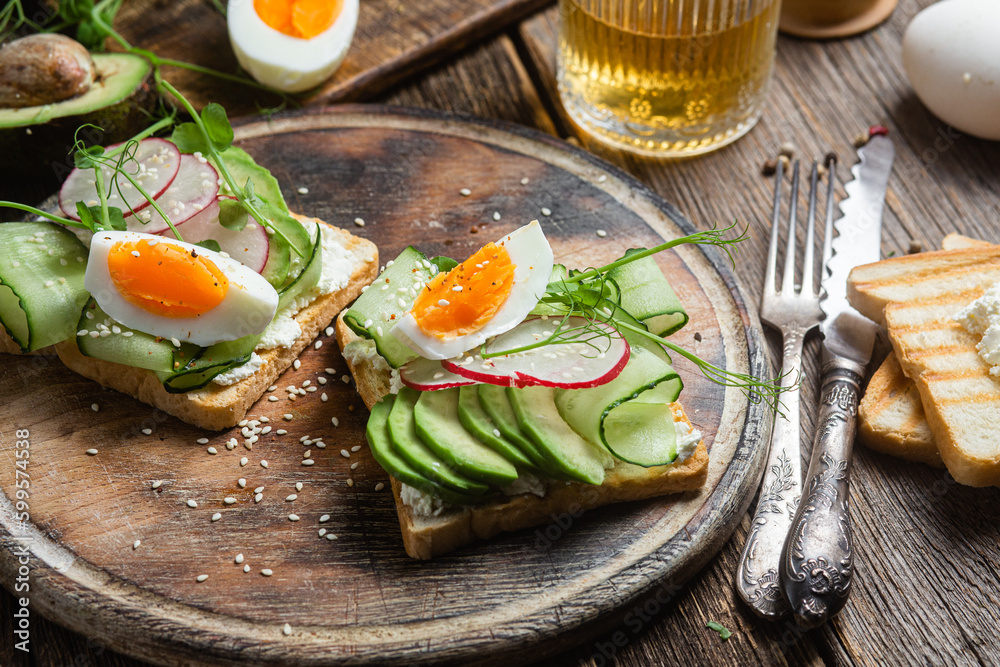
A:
0;105;772;666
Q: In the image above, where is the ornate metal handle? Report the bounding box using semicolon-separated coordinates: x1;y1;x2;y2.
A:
780;356;862;628
736;330;805;619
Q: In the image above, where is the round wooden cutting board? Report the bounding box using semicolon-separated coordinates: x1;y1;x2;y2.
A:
0;106;771;665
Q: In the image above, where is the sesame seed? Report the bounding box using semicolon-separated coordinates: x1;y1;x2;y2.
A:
293;359;301;370
315;340;323;350
211;513;222;522
286;494;297;501
340;449;350;458
254;486;265;494
151;481;162;490
302;459;314;466
326;533;337;540
171;337;181;348
354;217;365;227
197;437;209;444
321;393;328;402
142;428;152;435
297;187;309;194
91;403;99;412
596;229;607;238
207;447;218;455
235;553;244;564
283;623;292;636
541;207;552;216
240;457;248;466
224;497;236;505
438;299;450;307
238;478;247;488
459;188;471;196
133;540;141;549
492;211;501;221
315;441;326;449
267;385;278;392
261;569;273;577
276;429;287;435
243;564;251;573
196;575;209;583
520;177;529;185
268;396;279;402
350;462;359;470
187;499;198;508
226;439;237;450
319;528;327;537
347;478;354;487
131;250;141;258
261;460;269;468
255;493;263;503
261;426;271;435
85;448;98;456
288;514;300;522
325;367;336;374
317;376;327;386
597;174;607;182
331;417;340;427
375;482;385;491
283;414;294;421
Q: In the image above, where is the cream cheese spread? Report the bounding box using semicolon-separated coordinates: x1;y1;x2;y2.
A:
400;483;449;517
212;352;265;385
954;284;1000;375
341;338;403;395
673;418;702;463
500;472;546;498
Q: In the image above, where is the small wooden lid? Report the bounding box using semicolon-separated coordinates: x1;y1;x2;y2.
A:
779;0;898;39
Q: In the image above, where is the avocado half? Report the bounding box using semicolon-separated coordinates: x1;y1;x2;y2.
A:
0;52;156;178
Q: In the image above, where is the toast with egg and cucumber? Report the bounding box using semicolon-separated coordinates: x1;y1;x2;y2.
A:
334;221;769;559
0;132;376;431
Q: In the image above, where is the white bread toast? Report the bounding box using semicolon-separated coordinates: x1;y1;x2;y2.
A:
857;234;990;468
54;218;378;431
335;314;709;559
849;242;1000;487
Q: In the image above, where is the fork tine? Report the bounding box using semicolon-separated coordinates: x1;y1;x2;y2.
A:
764;158;785;295
781;160;801;294
821;154;838;282
801;161;819;296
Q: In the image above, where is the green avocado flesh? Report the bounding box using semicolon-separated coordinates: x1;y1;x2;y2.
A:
0;53;151;127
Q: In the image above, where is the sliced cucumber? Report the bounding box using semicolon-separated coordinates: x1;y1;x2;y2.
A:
608;248;688;336
457;385;537;471
0;222;90;351
342;246;438;368
277;223;322;312
476;383;551;470
554;344;683;466
388;388;490;495
75;298;199;372
366;395;489;507
414;388;519;486
508;386;612;485
163;334;260;393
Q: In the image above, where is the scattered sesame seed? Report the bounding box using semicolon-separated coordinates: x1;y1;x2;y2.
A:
207;447;218;455
211;513;222;522
297;187;309;194
354;217;365;227
286;494;298;502
596;229;607;237
261;569;273;577
276;429;287;435
243;564;250;573
240;457;248;467
133;540;141;550
283;414;294;421
224;497;237;505
91;403;99;412
302;459;314;466
493;211;501;221
597;174;607;183
325;367;336;374
293;359;301;370
283;623;292;636
267;385;278;392
151;481;162;490
351;445;362;453
85;448;98;456
459;188;471;196
319;528;327;537
187;499;198;508
520;177;529;185
347;478;354;487
340;449;350;458
197;437;209;445
268;396;279;402
375;482;385;492
238;478;247;488
142;428;153;435
235;553;244;564
226;439;237;450
350;462;359;470
438;299;450;307
320;393;328;402
317;377;327;385
288;514;300;522
314;340;323;350
196;575;209;583
261;426;271;435
326;533;337;541
541;207;552;216
170;337;181;348
239;419;249;427
261;460;269;468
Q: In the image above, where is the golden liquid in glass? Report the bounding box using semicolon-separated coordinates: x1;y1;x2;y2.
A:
558;0;781;156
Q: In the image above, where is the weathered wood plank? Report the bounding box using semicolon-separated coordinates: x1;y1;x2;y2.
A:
517;2;1000;665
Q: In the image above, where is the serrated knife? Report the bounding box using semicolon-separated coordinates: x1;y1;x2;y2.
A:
780;133;895;628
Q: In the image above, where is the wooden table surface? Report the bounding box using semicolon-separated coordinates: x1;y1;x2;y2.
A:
3;0;1000;665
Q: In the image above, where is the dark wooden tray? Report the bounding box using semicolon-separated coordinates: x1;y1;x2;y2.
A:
0;106;771;665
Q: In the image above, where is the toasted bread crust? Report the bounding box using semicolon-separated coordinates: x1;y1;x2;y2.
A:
54;220;377;431
335;313;709;559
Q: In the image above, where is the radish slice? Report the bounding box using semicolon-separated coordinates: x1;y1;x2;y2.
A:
125;154;219;233
59;138;181;221
161;198;270;274
400;356;477;391
442;317;630;389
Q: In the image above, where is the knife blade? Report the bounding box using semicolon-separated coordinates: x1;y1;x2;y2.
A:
780;133;895;628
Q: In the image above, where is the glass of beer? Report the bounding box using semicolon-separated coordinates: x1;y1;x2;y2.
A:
558;0;781;157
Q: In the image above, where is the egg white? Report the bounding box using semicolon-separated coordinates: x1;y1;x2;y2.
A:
84;231;279;347
227;0;359;93
391;221;554;360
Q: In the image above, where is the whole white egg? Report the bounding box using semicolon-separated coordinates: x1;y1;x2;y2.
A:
903;0;1000;141
227;0;359;94
85;231;279;346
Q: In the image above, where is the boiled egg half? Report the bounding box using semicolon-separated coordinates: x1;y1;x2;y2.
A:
228;0;359;94
391;221;554;360
85;231;279;346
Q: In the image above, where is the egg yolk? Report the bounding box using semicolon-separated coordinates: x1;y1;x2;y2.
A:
107;241;229;319
410;242;516;339
254;0;341;39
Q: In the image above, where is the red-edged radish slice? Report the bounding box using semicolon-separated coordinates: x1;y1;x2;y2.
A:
400;356;477;391
59;138;181;220
442;317;630;389
161;198;270;273
125;154;219;233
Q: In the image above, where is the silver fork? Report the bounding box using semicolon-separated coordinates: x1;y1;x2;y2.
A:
736;158;834;619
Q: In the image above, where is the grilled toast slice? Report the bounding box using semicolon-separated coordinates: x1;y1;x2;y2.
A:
849;242;1000;486
334;314;709;559
857;234;989;467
